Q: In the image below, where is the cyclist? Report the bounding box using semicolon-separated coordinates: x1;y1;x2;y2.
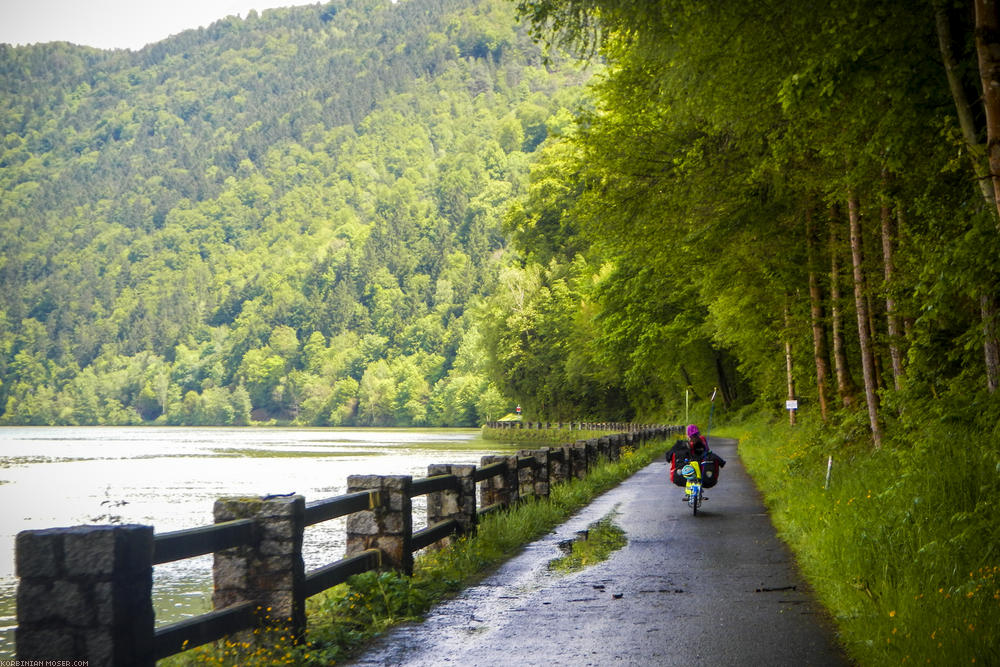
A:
667;424;726;498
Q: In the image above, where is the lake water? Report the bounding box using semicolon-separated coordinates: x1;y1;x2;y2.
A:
0;426;520;658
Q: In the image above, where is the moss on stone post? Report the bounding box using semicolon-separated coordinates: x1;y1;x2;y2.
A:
212;495;306;642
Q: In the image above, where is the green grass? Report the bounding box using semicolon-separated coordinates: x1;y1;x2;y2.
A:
548;508;627;573
732;414;1000;666
163;436;670;665
480;425;620;445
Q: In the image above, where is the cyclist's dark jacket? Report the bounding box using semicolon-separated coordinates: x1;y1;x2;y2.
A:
667;436;726;487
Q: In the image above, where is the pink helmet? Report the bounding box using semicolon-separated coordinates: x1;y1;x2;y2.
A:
687;424;700;437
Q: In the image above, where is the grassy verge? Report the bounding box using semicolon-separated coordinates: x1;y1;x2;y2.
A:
548;508;627;573
163;436;670;665
728;415;999;666
479;425;619;444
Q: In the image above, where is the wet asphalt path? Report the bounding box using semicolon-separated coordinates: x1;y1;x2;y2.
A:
345;438;850;666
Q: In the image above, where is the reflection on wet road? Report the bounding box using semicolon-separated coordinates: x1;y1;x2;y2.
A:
348;439;849;667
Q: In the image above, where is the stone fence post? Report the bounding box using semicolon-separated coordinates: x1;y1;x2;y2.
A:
549;446;570;486
596;437;609;460
16;524;155;667
516;451;535;499
479;455;519;509
426;464;477;549
609;434;622;461
570;442;589;480
345;475;413;575
580;439;595;468
518;449;550;499
213;495;306;641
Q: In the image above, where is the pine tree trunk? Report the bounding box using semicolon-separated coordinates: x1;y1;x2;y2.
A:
848;194;883;448
881;200;904;390
829;206;858;408
806;212;831;421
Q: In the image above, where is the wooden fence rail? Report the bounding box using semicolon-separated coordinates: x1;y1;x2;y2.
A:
153;601;255;662
152;518;255;565
302;549;382;599
304;489;381;526
410;519;461;552
410;473;461;497
14;423;678;666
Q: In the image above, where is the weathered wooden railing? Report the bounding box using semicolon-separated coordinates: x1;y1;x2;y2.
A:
484;420;645;431
13;424;678;666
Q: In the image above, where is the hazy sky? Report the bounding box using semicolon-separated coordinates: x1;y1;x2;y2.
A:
0;0;316;51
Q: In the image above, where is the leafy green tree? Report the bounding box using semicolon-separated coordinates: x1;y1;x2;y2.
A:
200;386;237;425
390;356;431;426
429;373;482;426
475;382;509;423
327;378;360;426
357;359;397;426
238;348;286;413
136;382;162;421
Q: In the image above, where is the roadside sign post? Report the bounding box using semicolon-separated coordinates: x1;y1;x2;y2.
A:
785;399;798;426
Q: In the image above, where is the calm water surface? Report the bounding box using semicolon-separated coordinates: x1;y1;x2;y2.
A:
0;426;519;658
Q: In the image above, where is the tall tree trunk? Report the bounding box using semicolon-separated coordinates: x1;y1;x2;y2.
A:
983;295;1000;392
714;351;734;408
829;206;858;408
848;194;883;448
679;364;694;394
975;0;1000;391
806;211;831;421
881;199;904;390
938;0;1000;392
784;299;797;426
866;293;885;391
936;0;996;204
975;0;1000;218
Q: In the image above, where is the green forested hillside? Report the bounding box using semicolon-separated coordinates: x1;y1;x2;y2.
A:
0;0;590;425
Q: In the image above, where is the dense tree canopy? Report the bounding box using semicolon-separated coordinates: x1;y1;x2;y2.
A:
478;0;1000;438
0;0;592;426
